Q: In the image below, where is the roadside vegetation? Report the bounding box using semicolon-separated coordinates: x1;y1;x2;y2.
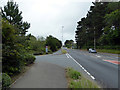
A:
1;1;62;88
96;49;120;54
75;2;120;54
61;49;67;54
66;68;99;88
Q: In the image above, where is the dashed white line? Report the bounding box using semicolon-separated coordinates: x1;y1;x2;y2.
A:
91;76;95;80
67;53;95;80
86;72;90;75
96;55;101;58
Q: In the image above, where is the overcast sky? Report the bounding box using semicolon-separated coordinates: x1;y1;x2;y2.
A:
0;0;95;44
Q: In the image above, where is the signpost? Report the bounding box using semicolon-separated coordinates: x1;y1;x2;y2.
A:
46;46;48;54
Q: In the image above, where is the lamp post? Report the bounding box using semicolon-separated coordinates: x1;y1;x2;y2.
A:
62;26;64;49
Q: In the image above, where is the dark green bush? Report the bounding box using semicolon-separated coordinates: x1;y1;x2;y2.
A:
2;73;11;88
2;48;24;76
24;54;36;65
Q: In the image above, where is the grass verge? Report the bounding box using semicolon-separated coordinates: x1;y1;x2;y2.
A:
80;49;120;54
66;67;99;88
96;49;120;54
62;49;67;54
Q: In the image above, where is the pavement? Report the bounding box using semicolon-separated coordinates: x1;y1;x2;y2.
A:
11;54;68;88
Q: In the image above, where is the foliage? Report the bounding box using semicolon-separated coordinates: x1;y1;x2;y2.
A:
61;49;67;54
66;68;99;88
2;73;11;88
64;40;74;48
75;2;120;50
96;49;120;54
2;1;35;77
67;68;81;80
24;54;35;65
1;0;30;36
70;79;99;88
2;19;24;75
46;35;62;52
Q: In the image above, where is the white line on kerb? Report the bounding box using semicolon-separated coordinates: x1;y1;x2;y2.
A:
67;53;95;80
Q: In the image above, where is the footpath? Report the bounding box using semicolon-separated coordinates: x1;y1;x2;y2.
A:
11;51;68;88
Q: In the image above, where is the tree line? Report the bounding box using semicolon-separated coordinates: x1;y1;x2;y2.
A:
1;0;62;88
75;2;120;50
64;40;74;48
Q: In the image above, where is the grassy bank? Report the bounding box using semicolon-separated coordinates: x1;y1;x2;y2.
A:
66;68;99;88
62;49;67;54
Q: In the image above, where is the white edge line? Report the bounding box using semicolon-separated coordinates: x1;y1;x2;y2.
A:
67;53;95;80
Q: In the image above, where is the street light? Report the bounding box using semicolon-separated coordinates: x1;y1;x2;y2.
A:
62;26;64;48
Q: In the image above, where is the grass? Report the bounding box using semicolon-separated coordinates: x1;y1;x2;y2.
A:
80;48;120;54
66;67;99;88
96;49;120;54
61;49;67;54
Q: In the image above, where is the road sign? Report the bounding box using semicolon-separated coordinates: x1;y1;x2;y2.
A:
46;46;48;53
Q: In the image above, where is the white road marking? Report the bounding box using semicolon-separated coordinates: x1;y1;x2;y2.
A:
67;53;95;80
102;59;118;65
86;72;90;75
96;55;101;58
66;53;69;58
90;56;96;58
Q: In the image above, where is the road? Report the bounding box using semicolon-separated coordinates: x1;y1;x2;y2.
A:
11;49;119;88
67;49;119;88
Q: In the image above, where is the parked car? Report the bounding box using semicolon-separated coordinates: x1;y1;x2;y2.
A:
89;48;97;53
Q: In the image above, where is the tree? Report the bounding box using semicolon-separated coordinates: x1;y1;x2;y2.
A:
1;0;30;35
100;2;120;45
64;40;74;48
1;1;35;76
2;19;24;75
75;2;120;50
46;35;62;52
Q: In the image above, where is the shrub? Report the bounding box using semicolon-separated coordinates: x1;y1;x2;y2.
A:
24;54;36;65
67;68;81;79
2;73;11;88
62;49;67;54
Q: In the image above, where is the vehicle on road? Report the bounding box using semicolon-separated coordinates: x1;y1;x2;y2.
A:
89;48;97;53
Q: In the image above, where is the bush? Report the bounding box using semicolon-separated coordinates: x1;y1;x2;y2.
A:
24;54;36;65
2;48;24;75
67;68;81;79
66;68;99;88
62;49;67;54
2;73;11;88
